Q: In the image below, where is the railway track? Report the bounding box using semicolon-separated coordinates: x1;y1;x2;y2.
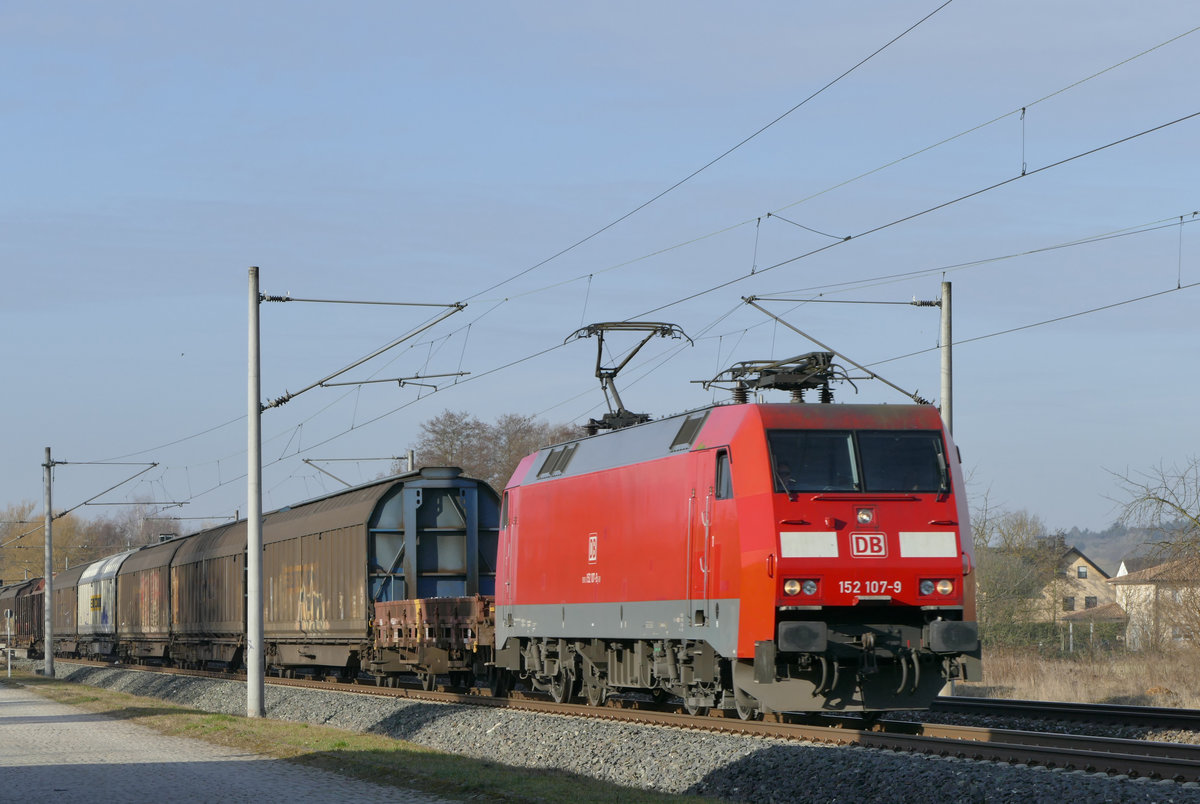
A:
932;694;1200;731
54;660;1200;782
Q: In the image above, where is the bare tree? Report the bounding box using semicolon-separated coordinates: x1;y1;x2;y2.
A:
397;409;580;490
486;415;579;490
972;506;1063;644
402;409;491;481
1114;458;1200;649
1116;457;1200;563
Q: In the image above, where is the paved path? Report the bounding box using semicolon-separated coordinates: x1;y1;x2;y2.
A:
0;682;454;803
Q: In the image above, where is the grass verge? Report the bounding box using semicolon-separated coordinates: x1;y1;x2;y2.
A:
1;671;712;803
957;645;1200;707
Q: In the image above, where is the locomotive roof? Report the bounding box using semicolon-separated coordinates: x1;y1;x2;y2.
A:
517;401;941;486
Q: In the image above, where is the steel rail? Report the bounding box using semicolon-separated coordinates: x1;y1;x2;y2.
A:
933;695;1200;731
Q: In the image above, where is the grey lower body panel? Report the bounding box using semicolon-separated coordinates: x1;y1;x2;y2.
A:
496;598;741;657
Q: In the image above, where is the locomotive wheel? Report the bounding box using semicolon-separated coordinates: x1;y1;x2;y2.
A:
733;686;760;721
548;670;576;703
683;697;709;717
418;671;437;691
583;675;607;707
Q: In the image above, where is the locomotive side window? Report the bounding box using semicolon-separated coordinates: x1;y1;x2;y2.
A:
768;431;857;492
537;443;578;478
715;450;733;499
857;431;948;493
670;411;710;451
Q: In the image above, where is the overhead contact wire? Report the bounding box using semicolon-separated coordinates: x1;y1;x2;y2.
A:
630;111;1200;320
464;0;955;302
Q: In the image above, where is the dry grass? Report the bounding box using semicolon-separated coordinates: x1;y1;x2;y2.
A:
2;671;711;803
957;647;1200;708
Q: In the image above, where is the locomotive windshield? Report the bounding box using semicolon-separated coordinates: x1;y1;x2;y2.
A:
768;429;948;493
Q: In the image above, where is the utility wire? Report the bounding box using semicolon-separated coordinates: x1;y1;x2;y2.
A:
465;23;1200;309
86;23;1197;473
72;24;1198;518
465;0;955;302
868;281;1200;368
630;110;1200;319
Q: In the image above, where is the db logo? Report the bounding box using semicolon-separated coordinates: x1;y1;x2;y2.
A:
587;533;598;564
851;533;887;558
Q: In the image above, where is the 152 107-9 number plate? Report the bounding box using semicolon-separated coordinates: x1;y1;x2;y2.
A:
838;580;902;595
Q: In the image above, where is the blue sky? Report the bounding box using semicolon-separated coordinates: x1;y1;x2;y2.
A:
2;1;1197;535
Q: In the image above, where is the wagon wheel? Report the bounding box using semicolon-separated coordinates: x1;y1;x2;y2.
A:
548;670;576;704
488;667;511;698
417;670;437;691
449;671;472;690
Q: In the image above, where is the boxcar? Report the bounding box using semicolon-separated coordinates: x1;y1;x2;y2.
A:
1;579;44;658
50;564;89;657
77;550;140;659
117;537;187;663
363;467;501;685
170;523;246;668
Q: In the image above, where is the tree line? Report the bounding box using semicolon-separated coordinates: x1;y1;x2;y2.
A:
0;501;169;586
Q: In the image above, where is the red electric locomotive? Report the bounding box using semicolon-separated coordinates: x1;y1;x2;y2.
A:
493;353;979;715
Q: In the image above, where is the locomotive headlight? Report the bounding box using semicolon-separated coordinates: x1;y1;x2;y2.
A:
920;579;935;596
856;507;875;525
936;579;954;595
783;579;801;596
802;579;818;596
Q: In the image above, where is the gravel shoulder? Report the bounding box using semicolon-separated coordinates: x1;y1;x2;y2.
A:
35;662;1200;803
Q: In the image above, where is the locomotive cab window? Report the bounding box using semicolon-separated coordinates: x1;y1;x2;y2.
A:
767;429;949;493
857;431;949;493
768;431;857;492
715;450;733;499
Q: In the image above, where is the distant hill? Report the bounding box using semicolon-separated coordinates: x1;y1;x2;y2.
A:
1061;522;1172;575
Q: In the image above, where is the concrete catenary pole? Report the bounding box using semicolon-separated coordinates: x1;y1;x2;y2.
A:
42;447;54;678
939;280;952;434
247;267;265;717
